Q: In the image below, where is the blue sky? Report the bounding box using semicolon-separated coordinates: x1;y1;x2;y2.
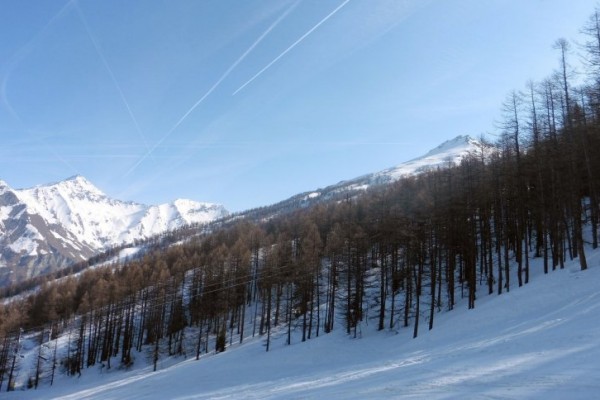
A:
0;0;595;212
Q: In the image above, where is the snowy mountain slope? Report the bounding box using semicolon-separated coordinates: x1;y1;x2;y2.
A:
373;134;487;181
9;244;600;399
0;176;228;285
332;134;489;190
236;135;490;221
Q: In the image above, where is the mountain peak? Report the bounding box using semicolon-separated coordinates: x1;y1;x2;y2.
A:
170;199;229;224
65;174;86;182
43;175;106;197
172;198;217;209
62;174;95;186
421;135;478;158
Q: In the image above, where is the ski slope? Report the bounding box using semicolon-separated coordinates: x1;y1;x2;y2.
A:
8;247;600;399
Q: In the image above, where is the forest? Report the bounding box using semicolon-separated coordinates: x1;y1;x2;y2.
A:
1;6;600;393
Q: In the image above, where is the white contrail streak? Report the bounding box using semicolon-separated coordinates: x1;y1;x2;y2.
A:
123;0;301;177
74;1;151;153
233;0;351;95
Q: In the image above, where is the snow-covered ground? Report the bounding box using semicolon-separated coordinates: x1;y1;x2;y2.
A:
7;246;600;399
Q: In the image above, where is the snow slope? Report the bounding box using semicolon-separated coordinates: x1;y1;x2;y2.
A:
9;248;600;399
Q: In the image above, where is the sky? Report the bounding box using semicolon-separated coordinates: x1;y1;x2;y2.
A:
0;0;595;212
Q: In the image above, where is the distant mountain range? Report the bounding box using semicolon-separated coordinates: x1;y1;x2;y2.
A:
0;175;228;285
0;135;487;286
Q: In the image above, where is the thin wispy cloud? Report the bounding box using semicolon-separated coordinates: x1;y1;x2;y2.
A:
232;0;351;95
0;0;78;173
1;0;75;122
46;150;76;170
0;131;78;168
74;1;151;154
122;0;301;178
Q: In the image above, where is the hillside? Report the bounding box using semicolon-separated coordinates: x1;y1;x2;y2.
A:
3;3;600;398
7;247;599;399
1;117;598;397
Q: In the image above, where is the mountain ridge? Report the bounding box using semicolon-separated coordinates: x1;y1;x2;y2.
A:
231;134;490;222
0;176;228;285
0;135;488;286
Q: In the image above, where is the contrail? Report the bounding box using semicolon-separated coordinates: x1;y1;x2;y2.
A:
74;1;151;153
233;0;351;95
123;0;301;178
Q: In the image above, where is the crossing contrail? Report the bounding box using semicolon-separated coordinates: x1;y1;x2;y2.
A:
74;1;151;153
123;0;301;178
232;0;351;95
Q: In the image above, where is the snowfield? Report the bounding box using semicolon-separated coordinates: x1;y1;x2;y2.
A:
7;248;600;399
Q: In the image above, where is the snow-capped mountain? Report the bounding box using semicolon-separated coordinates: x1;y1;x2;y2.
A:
0;176;228;285
238;135;490;220
372;134;488;181
324;134;489;194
